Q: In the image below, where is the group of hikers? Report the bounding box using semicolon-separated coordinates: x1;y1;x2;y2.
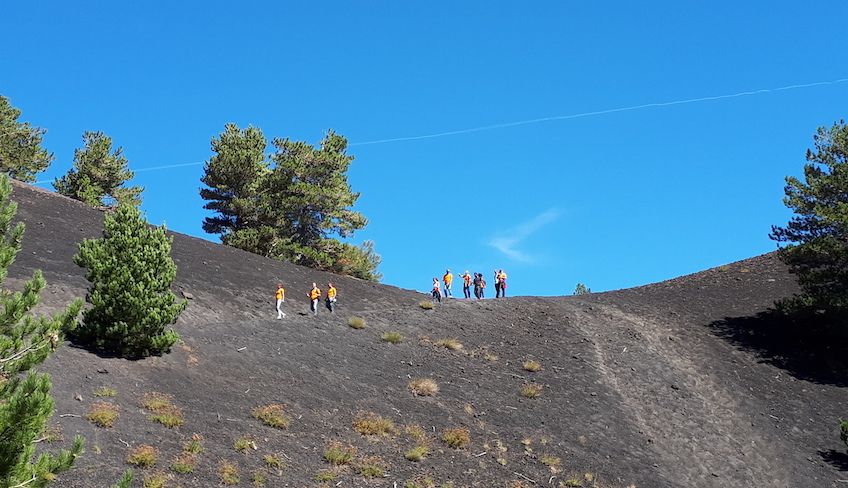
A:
274;282;337;318
432;269;508;302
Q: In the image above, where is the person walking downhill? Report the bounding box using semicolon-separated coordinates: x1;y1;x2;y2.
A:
432;277;442;303
443;269;453;298
461;270;472;299
497;269;508;297
326;282;337;312
275;283;286;319
308;283;321;316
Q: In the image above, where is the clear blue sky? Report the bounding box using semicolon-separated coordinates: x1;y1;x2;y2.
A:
3;1;847;296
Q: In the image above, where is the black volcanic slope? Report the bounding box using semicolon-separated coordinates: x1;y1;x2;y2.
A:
7;181;848;488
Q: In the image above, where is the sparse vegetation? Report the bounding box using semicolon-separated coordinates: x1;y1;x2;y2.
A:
141;392;173;412
315;469;337;482
404;424;427;441
183;433;203;454
141;472;169;488
150;405;184;428
356;455;387;478
435;338;464;351
234;436;258;453
252;404;290;429
220;460;240;485
419;300;434;310
408;378;439;396
251;471;267;486
540;454;562;471
141;392;183;428
94;386;117;397
441;427;470;449
353;411;396;436
404;445;430;461
573;283;591;295
522;360;542;372
324;441;356;465
561;479;581;487
381;331;403;343
127;445;159;468
521;383;543;398
170;452;197;474
263;454;283;469
483;352;498;361
348;316;366;329
404;477;436;488
87;401;119;427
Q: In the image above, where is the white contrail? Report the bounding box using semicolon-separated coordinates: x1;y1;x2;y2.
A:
349;77;848;146
27;76;848;184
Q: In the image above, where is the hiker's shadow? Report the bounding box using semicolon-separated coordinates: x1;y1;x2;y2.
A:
819;449;848;471
709;309;848;387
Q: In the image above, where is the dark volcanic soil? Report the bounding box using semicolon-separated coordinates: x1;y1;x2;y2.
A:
7;181;848;488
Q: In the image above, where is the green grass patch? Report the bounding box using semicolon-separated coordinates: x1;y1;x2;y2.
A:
381;331;403;343
252;404;290;429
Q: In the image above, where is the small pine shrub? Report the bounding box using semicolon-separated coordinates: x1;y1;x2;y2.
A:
435;338;463;351
348;316;366;329
170;452;197;474
522;360;542;372
404;445;430;461
87;402;119;427
353;411;396;436
441;428;470;449
408;378;439;396
381;331;403;343
521;383;543;398
419;301;434;310
252;404;290;429
324;441;356;465
219;461;240;485
127;445;158;467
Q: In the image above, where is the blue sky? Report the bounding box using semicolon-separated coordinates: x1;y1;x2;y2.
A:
3;1;847;296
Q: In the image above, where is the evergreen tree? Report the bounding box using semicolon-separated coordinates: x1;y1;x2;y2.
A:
0;96;53;182
573;283;591;295
0;174;84;487
53;131;142;208
73;204;186;357
770;120;848;313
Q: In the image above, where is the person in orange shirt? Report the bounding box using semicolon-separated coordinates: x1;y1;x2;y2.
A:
308;283;321;316
431;277;442;303
326;282;337;313
461;271;472;299
443;269;453;298
275;283;286;319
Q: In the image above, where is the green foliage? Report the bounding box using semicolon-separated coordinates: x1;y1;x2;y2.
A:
73;204;186;357
771;121;848;314
53;131;142;207
0;96;53;182
112;470;134;488
840;419;848;449
200;124;381;280
573;283;591;295
0;174;84;487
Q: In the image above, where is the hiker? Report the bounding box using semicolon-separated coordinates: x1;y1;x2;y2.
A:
443;269;453;298
326;282;337;312
308;283;321;316
479;274;486;298
494;270;501;298
432;277;442;303
472;273;481;299
275;283;286;319
461;270;472;299
497;269;508;297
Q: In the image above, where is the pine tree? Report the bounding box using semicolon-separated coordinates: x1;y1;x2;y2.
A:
73;204;186;357
0;96;53;182
573;283;591;295
0;174;84;487
770;120;848;313
53;131;142;208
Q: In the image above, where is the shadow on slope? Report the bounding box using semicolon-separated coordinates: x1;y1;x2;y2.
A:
710;308;848;386
818;449;848;471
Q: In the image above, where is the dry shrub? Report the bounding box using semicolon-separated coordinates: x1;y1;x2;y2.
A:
353;411;396;436
170;452;197;474
141;392;174;412
522;360;542;372
127;445;158;467
219;460;239;485
521;383;543;398
252;404;290;429
408;378;439;396
356;456;387;478
86;402;119;428
435;338;464;351
441;427;470;449
404;445;430;461
419;301;434;310
381;331;403;343
348;316;366;329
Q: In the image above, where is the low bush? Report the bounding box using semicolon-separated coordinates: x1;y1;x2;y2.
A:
348;316;366;329
219;461;239;485
404;445;430;461
419;301;434;310
356;456;387;478
94;386;117;397
353;411;396;436
521;383;543;398
170;452;197;474
127;445;158;468
141;472;168;488
522;360;542;372
441;428;470;449
408;378;439;396
435;338;463;351
324;441;356;465
87;402;119;428
381;331;403;343
234;436;257;453
252;404;290;429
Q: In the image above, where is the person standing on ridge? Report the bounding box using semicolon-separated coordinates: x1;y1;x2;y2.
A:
443;269;453;298
326;282;337;312
308;283;321;316
473;273;481;299
275;283;286;319
497;269;508;297
479;273;487;298
493;269;502;298
461;270;472;299
432;277;442;303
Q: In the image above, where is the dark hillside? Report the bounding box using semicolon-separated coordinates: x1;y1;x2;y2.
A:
7;181;848;488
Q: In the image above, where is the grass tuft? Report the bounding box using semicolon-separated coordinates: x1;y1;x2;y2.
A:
234;436;258;453
404;445;430;462
522;360;542;372
86;402;119;428
150;405;184;428
219;460;239;485
263;454;283;469
408;378;439;396
252;404;290;429
347;316;366;329
353;411;396;436
141;472;169;488
540;454;562;471
404;424;427;442
521;383;543;398
127;445;158;468
141;392;174;413
315;470;337;482
251;471;267;486
381;331;403;343
170;452;197;474
441;427;470;449
483;352;499;362
435;338;464;351
356;456;387;478
93;386;117;397
418;301;434;310
183;434;203;454
324;441;356;465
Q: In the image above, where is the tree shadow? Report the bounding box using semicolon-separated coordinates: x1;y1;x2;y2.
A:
819;449;848;471
709;308;848;387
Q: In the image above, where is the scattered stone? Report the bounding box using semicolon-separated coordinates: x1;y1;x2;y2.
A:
181;291;195;299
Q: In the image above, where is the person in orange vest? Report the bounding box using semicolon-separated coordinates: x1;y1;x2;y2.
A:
496;269;508;298
326;282;337;313
479;273;486;298
308;283;321;316
275;283;286;319
431;277;442;303
443;269;453;298
460;271;472;299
